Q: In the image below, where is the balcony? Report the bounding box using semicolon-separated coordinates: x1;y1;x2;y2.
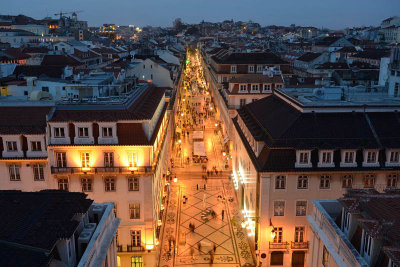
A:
117;245;123;252
51;166;153;175
127;245;144;252
291;241;309;250
269;242;289;249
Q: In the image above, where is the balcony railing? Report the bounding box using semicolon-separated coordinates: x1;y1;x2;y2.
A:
117;245;123;252
291;241;309;249
269;242;289;249
51;166;153;174
127;245;144;252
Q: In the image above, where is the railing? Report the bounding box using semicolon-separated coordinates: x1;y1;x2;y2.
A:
51;166;153;174
127;245;144;252
291;241;309;249
117;245;123;252
269;242;289;249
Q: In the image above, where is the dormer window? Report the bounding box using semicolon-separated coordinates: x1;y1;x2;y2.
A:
318;150;334;167
251;84;259;92
230;65;237;73
295;150;312;168
248;65;254;73
54;127;65;138
256;65;263;73
78;127;89;138
6;141;17;152
363;150;379;167
341;150;356;167
361;231;373;258
239;84;247;92
386;150;400;166
102;127;113;137
263;84;271;92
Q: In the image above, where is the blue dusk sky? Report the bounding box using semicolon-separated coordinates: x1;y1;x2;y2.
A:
1;0;399;29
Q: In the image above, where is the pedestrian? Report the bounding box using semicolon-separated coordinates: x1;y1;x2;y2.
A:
197;184;199;190
197;242;202;254
204;184;206;190
191;246;195;259
213;243;217;253
222;209;225;221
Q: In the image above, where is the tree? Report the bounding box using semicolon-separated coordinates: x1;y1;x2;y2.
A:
173;18;183;30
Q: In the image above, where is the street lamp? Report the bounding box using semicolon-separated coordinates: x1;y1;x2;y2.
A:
270;218;276;239
173;176;178;183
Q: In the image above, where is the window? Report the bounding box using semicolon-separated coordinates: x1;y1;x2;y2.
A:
78;127;89;138
273;227;283;243
342;174;353;188
6;141;17;152
294;226;305;243
239;84;247;92
248;65;254;73
113;203;117;217
275;175;286;189
322;246;329;267
298;152;310;164
257;65;263;73
344;151;355;164
9;164;20;181
42;86;49;92
240;99;246;107
276;84;283;89
366;151;377;163
320;175;331;189
102;127;113;137
390;151;400;163
81;152;90;168
58;178;69;191
128;177;139;191
56;152;67;167
105;177;116;192
274;201;285;216
131;230;141;247
321;151;332;164
33;164;45;181
128;152;137;168
297;175;308;189
31;141;41;151
251;84;259;91
54;127;65;138
270;251;284;266
387;174;397;188
364;174;375;188
296;201;307;216
342;211;350;231
230;65;237;73
131;256;143;267
104;152;114;167
130;203;140;219
362;232;372;257
81;178;93;192
263;84;271;91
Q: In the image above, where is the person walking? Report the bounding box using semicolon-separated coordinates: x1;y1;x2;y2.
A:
222;209;225;221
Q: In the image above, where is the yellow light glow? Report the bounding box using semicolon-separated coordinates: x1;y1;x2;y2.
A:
271;229;276;239
82;167;91;171
173;177;178;183
223;152;226;156
241;221;246;228
178;140;182;144
146;244;154;250
215;123;218;127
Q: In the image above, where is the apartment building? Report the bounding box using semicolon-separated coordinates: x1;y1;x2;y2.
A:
231;86;400;267
0;190;119;267
308;190;400;267
388;46;400;97
0;83;171;267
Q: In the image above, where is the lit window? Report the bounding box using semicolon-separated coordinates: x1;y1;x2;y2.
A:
128;152;137;168
56;152;67;168
342;174;353;188
105;177;116;192
54;127;65;137
33;164;45;181
273;227;283;243
297;175;308;189
294;226;304;243
131;256;143;267
320;175;331;189
131;231;141;247
104;152;114;167
6;141;17;152
364;174;375;188
274;201;285;216
81;152;90;168
130;203;140;219
78;127;89;138
31;141;41;151
275;176;286;189
128;177;139;191
9;164;20;181
102;127;113;137
296;201;307;216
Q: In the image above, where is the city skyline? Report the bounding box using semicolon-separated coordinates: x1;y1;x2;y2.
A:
2;0;400;29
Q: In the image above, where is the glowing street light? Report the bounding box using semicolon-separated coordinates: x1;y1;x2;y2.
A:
173;176;178;183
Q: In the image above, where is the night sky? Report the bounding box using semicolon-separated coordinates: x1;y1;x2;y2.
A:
2;0;400;29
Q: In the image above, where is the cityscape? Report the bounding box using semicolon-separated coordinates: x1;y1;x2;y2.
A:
0;4;400;267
